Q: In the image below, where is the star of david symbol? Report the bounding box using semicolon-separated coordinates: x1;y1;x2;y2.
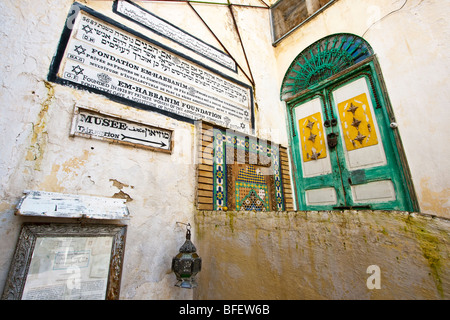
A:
74;45;86;55
240;123;246;129
82;24;93;34
71;65;84;76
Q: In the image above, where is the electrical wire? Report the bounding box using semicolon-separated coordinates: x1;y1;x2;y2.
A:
362;0;408;37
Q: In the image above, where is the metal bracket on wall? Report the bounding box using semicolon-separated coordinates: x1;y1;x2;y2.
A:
150;0;271;87
187;2;253;86
227;0;255;86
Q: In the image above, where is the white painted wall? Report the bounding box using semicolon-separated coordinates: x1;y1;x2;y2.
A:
0;0;285;299
0;0;197;300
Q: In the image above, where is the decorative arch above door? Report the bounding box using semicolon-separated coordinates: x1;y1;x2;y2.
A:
280;33;374;100
281;34;418;211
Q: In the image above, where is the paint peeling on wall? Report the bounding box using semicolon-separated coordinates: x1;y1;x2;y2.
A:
25;81;54;171
419;177;450;218
36;150;91;192
110;179;134;202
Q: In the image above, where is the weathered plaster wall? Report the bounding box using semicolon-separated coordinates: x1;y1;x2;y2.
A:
273;0;450;217
1;0;449;301
195;210;450;300
0;0;201;300
0;0;285;299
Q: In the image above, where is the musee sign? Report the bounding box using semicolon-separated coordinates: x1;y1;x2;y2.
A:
70;106;173;152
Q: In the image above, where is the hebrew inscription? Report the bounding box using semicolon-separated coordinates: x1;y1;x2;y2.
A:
53;6;252;132
114;0;236;71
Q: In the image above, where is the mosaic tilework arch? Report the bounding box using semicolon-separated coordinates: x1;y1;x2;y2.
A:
196;121;294;212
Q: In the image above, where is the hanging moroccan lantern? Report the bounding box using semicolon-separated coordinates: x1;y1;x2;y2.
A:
171;224;202;289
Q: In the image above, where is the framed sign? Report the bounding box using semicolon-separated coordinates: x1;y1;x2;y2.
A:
48;2;253;133
113;0;236;72
70;106;173;153
2;223;127;300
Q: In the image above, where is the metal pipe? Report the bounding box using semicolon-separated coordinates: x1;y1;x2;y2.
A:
145;0;268;9
187;2;254;85
227;1;255;85
257;0;270;8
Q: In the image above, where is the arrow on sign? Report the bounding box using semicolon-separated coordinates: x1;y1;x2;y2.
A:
121;134;167;148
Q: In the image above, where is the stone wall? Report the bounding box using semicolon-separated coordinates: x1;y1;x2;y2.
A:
194;210;450;299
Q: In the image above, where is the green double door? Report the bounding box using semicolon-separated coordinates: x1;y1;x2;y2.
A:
289;71;414;211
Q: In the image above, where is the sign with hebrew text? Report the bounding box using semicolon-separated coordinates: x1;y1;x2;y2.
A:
113;0;236;71
49;3;253;133
70;106;173;152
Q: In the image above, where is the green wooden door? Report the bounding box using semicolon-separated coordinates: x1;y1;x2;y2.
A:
289;72;414;211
